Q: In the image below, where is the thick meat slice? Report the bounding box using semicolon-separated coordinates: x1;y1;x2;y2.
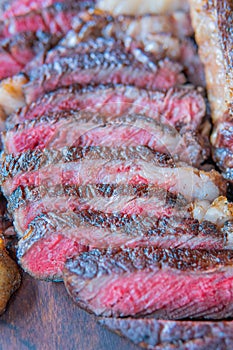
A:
100;318;233;350
9;184;190;234
9;84;206;130
3;112;209;167
2;0;70;19
0;2;94;39
0;147;225;200
18;212;230;280
22;47;186;103
0;31;59;80
96;0;188;15
64;247;233;319
189;0;232;124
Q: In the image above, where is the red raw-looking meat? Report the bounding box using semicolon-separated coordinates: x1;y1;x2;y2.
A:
23;46;186;103
0;146;225;200
64;247;233;319
0;2;95;39
18;211;230;280
3;112;209;167
8;183;190;234
9;84;206;131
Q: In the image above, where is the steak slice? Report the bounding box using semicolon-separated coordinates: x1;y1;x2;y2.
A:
9;84;206;131
64;247;233;319
0;31;59;80
9;184;190;234
0;1;94;39
18;212;230;280
0;146;225;200
3;112;209;166
22;46;186;103
100;318;233;350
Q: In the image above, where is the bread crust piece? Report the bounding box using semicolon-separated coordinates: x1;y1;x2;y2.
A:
189;0;232;123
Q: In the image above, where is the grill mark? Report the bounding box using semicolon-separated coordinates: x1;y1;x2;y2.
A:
8;184;188;211
0;146;175;183
65;247;233;277
17;210;224;259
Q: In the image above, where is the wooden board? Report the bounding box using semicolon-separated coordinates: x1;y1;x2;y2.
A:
0;273;138;350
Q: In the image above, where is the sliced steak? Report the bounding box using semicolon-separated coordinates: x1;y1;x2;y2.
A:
18;212;230;280
3;112;209;166
23;45;186;103
100;318;233;350
9;184;190;233
64;247;233;319
9;84;206;131
0;2;94;39
2;0;69;19
65;12;204;86
0;31;59;80
0;146;225;200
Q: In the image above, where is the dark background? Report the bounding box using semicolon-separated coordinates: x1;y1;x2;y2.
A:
0;273;138;350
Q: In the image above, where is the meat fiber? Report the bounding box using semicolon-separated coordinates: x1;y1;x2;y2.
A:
0;146;225;200
3;112;209;167
23;45;186;103
66;12;204;86
18;212;231;281
96;0;189;15
0;31;59;80
9;84;206;131
8;184;191;234
100;318;233;350
64;247;233;319
0;2;95;39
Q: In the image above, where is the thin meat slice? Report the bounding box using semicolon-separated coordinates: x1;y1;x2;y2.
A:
9;84;206;131
0;146;225;200
3;112;209;166
0;31;59;80
18;212;231;280
0;2;94;39
100;318;233;350
2;0;71;19
9;184;190;234
8;183;233;235
22;46;186;103
64;247;233;319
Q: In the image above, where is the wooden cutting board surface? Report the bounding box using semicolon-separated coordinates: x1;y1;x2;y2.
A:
0;273;138;350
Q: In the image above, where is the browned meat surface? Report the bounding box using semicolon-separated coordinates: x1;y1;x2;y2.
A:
0;146;225;200
0;237;21;315
18;211;231;280
23;47;186;104
100;318;233;350
8;84;206;130
189;0;233;180
3;111;210;167
64;247;233;319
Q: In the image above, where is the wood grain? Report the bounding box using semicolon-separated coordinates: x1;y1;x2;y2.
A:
0;273;138;350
